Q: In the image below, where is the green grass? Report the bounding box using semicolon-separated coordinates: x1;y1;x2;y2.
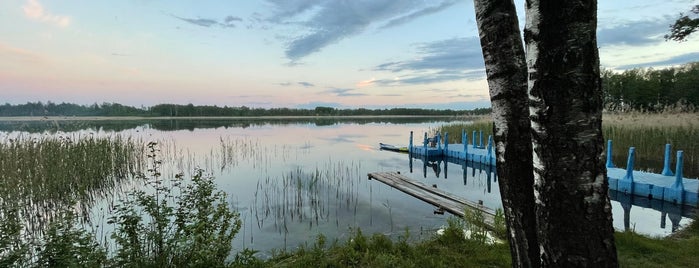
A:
616;219;699;268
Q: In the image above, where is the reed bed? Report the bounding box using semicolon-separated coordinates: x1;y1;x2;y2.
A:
252;161;362;238
438;113;699;178
0;134;144;234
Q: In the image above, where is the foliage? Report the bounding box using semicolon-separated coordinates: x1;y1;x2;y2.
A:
35;210;107;267
108;141;242;267
264;228;512;267
0;205;30;268
601;62;699;112
666;5;699;42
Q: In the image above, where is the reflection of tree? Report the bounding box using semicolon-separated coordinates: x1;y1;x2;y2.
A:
0;117;466;133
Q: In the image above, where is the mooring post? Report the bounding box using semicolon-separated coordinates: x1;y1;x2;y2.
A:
463;129;468;157
472;130;477;148
487;135;494;166
409;131;414;156
437;132;442;150
444;132;449;155
619;147;636;194
423;132;428;154
661;144;674;176
671;151;685;203
606;140;615;168
479;130;484;148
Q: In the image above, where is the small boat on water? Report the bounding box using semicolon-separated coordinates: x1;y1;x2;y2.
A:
379;143;409;153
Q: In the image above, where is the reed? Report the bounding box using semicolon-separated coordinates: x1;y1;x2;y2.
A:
0;134;144;235
438;113;699;178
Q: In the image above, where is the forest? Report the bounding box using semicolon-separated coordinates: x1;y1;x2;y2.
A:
0;102;491;117
602;62;699;112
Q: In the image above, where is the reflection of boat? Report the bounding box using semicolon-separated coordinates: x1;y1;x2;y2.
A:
379;143;409;153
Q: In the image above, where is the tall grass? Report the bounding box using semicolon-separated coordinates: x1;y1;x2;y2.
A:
0;134;144;234
438;113;699;178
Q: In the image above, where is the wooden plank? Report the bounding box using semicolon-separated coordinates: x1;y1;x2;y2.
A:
368;171;496;229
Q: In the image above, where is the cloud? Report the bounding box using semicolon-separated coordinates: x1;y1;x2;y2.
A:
277;81;315;87
23;0;71;27
597;17;673;47
375;37;485;72
171;14;243;28
325;88;367;97
371;37;486;85
0;42;46;63
298;81;315;87
379;0;457;29
615;52;699;69
356;78;375;88
263;0;458;61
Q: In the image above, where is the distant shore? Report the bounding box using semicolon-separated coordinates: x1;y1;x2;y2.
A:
0;115;482;121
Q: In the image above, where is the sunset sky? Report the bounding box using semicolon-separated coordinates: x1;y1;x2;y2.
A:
1;0;698;110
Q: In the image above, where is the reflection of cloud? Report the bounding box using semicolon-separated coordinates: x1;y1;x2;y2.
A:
616;52;699;69
325;88;367;97
171;14;242;28
23;0;71;27
264;0;458;61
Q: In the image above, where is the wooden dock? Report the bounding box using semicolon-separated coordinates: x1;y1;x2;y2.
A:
367;171;496;229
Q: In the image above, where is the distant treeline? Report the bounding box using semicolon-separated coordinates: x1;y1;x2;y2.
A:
0;102;492;117
602;62;699;112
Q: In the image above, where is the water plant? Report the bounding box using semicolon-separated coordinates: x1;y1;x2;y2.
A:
108;141;242;267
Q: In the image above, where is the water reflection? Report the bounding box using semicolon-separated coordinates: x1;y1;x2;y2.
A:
1;118;696;258
0;117;466;133
407;154;696;236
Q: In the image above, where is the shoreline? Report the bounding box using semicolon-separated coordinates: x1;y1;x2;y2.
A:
0;115;483;122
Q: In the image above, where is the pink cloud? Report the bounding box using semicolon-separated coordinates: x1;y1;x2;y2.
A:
23;0;70;27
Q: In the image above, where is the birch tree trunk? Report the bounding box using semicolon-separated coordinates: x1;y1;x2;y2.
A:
472;1;539;267
524;0;618;266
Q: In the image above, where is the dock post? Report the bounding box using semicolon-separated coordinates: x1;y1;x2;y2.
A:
472;130;477;148
606;140;615;168
463;130;468;158
437;132;442;150
444;132;449;156
423;132;428;155
618;147;635;194
479;130;484;148
409;131;413;156
487;135;494;166
665;151;685;204
661;144;674;176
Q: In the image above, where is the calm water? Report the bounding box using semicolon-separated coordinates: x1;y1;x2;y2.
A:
1;118;695;257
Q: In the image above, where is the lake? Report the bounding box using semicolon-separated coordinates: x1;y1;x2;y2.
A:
0;117;695;257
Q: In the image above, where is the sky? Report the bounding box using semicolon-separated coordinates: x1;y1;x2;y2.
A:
1;0;698;110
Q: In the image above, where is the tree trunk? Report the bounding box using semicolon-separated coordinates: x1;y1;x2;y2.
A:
472;1;539;267
524;0;618;266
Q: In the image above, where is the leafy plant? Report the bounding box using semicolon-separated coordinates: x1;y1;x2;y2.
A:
108;141;242;267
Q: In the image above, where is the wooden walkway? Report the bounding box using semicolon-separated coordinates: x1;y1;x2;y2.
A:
367;171;496;229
